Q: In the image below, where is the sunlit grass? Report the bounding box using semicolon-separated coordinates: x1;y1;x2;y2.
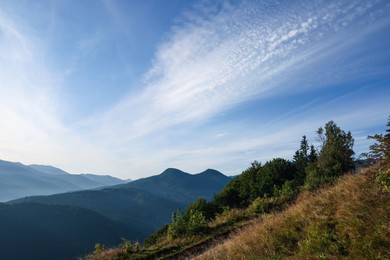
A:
197;165;390;259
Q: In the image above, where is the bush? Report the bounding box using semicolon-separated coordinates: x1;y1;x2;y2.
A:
187;209;208;235
376;167;390;191
93;243;104;254
120;238;132;254
167;209;186;239
248;196;283;214
304;167;336;191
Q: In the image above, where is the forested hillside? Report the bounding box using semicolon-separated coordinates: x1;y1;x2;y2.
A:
88;119;390;259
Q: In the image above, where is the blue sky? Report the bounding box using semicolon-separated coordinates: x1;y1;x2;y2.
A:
0;0;389;179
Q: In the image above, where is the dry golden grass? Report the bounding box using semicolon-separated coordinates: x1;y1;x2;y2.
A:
196;166;390;259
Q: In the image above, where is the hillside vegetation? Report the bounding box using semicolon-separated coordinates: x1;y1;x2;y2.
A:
88;118;390;259
197;165;389;259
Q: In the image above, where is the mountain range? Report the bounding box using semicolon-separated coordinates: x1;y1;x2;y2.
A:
0;159;126;202
118;168;230;204
2;162;231;260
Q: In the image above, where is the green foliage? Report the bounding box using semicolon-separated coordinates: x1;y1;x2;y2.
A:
316;121;355;177
134;241;141;252
167;209;187;239
293;136;318;184
167;206;209;239
121;238;133;254
261;158;296;195
186;197;217;220
362;116;390;191
304;166;337;191
293;136;310;179
362;115;390;166
376;167;390;191
187;209;207;234
214;158;296;209
304;121;354;190
278;179;301;198
94;243;104;254
248;196;284;214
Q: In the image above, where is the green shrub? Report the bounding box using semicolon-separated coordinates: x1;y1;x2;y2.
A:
167;209;187;239
376;167;390;190
304;167;336;191
187;209;208;234
248;196;283;214
93;243;104;254
121;237;132;254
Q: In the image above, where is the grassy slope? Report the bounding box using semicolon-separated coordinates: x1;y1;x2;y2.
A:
197;165;390;259
87;165;389;259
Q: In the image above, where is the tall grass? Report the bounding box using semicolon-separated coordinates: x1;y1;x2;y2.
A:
197;166;390;259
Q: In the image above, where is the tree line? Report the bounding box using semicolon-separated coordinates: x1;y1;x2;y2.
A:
146;118;389;243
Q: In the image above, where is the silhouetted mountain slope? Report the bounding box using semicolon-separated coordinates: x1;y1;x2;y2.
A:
7;167;229;259
0;203;126;260
11;168;229;239
11;186;185;240
123;168;231;204
0;159;126;202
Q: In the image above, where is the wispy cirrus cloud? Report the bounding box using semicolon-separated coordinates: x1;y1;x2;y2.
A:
93;0;389;140
83;0;390;177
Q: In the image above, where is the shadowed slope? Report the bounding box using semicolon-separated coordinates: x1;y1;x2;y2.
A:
0;203;126;260
123;168;230;204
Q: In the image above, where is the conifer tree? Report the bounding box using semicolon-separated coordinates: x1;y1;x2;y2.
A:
363;115;390;165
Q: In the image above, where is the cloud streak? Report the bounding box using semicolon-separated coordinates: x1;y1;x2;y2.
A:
93;0;389;141
90;0;389;177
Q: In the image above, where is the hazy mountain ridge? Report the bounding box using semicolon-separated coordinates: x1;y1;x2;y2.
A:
7;167;229;259
0;159;127;202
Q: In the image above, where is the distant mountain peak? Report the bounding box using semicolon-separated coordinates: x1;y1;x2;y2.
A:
160;168;188;176
198;169;224;176
124;167;231;205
